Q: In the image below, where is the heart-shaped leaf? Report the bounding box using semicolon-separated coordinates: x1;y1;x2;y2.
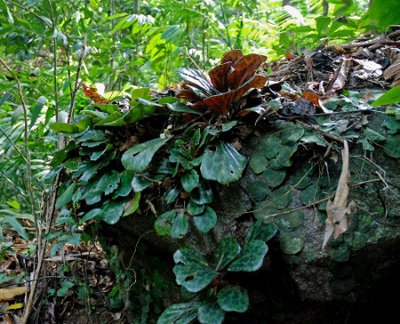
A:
227;240;268;272
217;285;249;313
155;210;176;236
122;137;170;173
193;206;217;233
215;237;241;271
187;200;205;216
201;143;247;184
157;302;200;324
198;300;225;324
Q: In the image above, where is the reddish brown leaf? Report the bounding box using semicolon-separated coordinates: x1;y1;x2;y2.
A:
221;49;243;64
83;84;109;104
233;75;266;102
302;92;320;107
203;91;235;115
177;89;202;101
228;54;267;89
208;62;231;92
285;53;295;60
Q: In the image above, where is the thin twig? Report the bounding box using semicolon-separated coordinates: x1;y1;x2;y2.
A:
0;56;39;324
0;126;28;163
68;35;87;123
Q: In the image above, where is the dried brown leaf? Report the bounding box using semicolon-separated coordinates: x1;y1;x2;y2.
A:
228;54;267;89
82;84;109;104
323;141;356;248
221;49;243;64
209;62;231;92
0;287;28;302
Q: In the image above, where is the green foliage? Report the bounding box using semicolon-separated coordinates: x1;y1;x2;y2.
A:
159;222;277;323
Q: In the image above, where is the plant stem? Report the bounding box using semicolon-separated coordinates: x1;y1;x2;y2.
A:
0;56;38;324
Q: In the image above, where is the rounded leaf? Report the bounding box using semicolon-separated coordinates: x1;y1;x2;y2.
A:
227;240;268;272
217;286;249;313
198;300;225;324
193;206;217;233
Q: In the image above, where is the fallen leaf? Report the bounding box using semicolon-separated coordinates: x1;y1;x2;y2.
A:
83;84;109;104
5;303;24;311
323;140;356;248
0;287;28;301
302;92;320;106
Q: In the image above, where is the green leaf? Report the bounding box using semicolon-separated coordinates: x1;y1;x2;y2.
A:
246;181;270;201
157;302;200;324
279;232;304;254
30;96;47;128
262;168;286;188
81;208;102;223
101;200;125;225
155;210;176;236
198;300;225;324
181;170;199;192
372;86;400;106
215;237;241;271
171;211;188;239
4;216;29;240
131;175;153;192
384;135;400;158
166;103;202;115
56;183;75;209
364;127;386;142
173;263;218;292
249;151;268;174
113;171;135;197
164;188;179;204
96;171;120;195
193;206;217;233
191;186;213;205
201;143;247;185
173;247;209;267
123;192;141;216
90;144;113;161
217;286;249;313
187;200;205;216
77;130;106;142
245;222;278;243
227;240;268;272
50;122;80;133
122;137;171;173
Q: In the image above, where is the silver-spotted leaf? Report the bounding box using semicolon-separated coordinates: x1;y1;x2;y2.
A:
227;240;268;272
157;302;200;324
215;237;241;271
173;263;218;293
200;143;247;185
96;171;120;195
198;300;225;324
245;221;278;243
217;285;249;313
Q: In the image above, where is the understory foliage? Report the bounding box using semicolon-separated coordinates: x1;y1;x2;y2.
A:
1;0;400;322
